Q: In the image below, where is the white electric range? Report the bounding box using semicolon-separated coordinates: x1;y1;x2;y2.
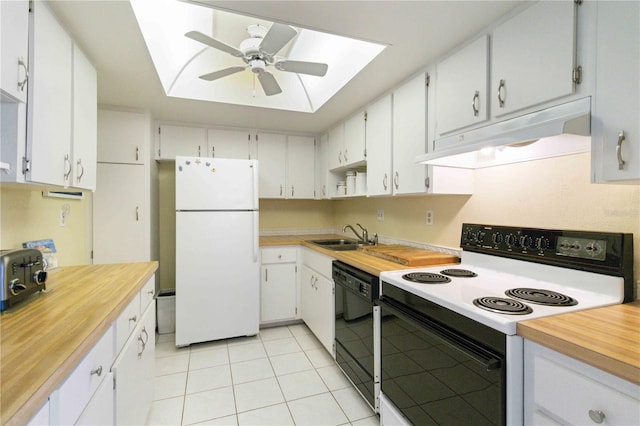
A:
377;224;634;426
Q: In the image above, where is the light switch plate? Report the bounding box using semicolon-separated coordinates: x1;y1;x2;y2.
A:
377;209;384;221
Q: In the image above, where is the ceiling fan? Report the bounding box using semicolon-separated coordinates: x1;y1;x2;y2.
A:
185;23;329;96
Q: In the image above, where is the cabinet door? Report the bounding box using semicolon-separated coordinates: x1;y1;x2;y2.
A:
392;72;429;195
1;0;29;102
207;128;251;159
592;0;639;182
492;1;576;117
327;123;345;170
287;136;315;199
315;133;329;199
158;125;206;159
76;371;114;426
344;110;366;166
72;44;97;190
366;94;392;196
113;303;155;426
257;133;287;198
436;35;489;135
300;264;334;355
27;0;73;187
97;110;147;164
93;163;147;264
261;263;297;323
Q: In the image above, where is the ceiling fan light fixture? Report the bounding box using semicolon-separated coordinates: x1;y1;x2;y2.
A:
249;59;266;74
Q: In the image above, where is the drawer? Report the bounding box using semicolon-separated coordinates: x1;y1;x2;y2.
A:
533;354;640;425
115;294;140;354
52;326;114;425
302;247;334;278
261;246;297;264
140;275;156;313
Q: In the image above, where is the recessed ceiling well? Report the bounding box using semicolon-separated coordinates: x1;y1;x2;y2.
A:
130;0;386;113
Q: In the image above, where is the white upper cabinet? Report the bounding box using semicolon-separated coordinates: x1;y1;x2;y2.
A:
72;44;97;190
27;0;73;187
157;124;206;160
491;1;577;118
327;123;344;171
435;35;489;136
343;110;367;167
591;0;639;183
207;128;252;160
366;94;393;196
315;133;329;199
98;109;147;164
258;132;287;198
1;0;29;102
286;136;315;199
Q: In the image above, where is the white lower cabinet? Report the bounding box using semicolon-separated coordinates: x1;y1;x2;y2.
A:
260;246;298;324
76;371;114;426
524;340;640;426
300;248;335;355
112;301;156;426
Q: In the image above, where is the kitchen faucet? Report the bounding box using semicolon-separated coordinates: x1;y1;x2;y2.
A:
343;223;371;244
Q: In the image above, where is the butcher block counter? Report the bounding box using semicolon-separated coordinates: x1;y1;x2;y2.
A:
0;261;158;426
260;234;460;275
518;301;640;385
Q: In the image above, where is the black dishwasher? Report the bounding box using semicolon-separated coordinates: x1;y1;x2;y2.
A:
332;260;380;412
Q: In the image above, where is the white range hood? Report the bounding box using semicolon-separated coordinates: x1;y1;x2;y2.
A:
416;97;591;169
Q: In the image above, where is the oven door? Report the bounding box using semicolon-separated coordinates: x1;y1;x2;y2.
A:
335;281;377;410
380;297;505;425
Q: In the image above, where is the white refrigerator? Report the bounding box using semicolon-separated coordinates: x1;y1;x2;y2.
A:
175;156;259;346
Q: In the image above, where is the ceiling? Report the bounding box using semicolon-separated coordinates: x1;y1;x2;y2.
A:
48;0;524;135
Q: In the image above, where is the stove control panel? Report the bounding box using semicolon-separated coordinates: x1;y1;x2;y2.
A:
460;223;633;280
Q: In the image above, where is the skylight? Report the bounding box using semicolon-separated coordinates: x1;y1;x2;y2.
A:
130;0;386;113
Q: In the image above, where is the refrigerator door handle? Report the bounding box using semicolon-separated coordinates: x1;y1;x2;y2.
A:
252;211;259;262
251;160;259;209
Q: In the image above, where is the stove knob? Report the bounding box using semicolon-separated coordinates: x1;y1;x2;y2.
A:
33;270;47;285
477;231;486;243
492;232;503;246
535;237;550;251
520;235;533;249
9;279;27;296
505;233;518;248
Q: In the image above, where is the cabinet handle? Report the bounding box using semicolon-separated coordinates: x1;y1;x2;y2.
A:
18;57;28;92
135;147;139;161
344;148;348;163
265;268;268;282
588;409;605;424
394;171;399;190
472;91;480;116
129;314;137;323
383;173;388;191
76;158;84;183
616;131;626;170
310;275;314;288
90;365;103;377
198;145;201;157
63;154;72;182
147;289;155;297
315;277;319;289
291;186;294;197
322;185;326;197
497;79;506;108
211;146;215;158
279;184;283;196
138;326;149;358
338;150;342;164
136;206;140;221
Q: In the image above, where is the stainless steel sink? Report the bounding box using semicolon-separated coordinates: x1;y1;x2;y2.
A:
309;239;372;251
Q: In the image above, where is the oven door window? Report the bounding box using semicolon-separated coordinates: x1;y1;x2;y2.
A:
380;302;504;425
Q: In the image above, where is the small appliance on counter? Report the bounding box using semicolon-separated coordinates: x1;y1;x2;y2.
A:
0;249;48;311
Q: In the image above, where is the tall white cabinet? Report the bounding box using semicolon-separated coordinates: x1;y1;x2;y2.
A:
93;109;152;264
258;133;315;199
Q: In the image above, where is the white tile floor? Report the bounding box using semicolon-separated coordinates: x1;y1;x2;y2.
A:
147;324;378;426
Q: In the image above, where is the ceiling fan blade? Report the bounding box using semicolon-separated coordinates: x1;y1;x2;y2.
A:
185;31;243;58
199;66;246;81
259;23;297;56
275;60;328;77
257;71;282;96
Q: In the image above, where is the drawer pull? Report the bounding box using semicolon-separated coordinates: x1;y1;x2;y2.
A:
616;130;626;170
129;315;137;323
90;365;103;377
588;409;605;424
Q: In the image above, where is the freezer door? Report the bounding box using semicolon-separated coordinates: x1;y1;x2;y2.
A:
175;210;259;346
175;156;258;211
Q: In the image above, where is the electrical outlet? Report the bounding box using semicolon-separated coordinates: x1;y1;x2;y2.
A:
377;209;384;221
426;210;434;225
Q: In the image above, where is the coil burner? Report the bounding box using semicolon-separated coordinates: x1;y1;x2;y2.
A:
505;288;578;306
473;296;533;315
440;269;478;278
402;272;451;284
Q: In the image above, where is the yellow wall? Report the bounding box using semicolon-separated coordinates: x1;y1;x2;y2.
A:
334;153;640;283
0;185;89;266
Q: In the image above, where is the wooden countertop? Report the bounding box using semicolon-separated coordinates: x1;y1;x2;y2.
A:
260;234;460;275
518;301;640;385
0;261;158;426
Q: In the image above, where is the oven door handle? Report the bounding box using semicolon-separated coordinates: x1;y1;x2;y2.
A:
380;298;502;372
